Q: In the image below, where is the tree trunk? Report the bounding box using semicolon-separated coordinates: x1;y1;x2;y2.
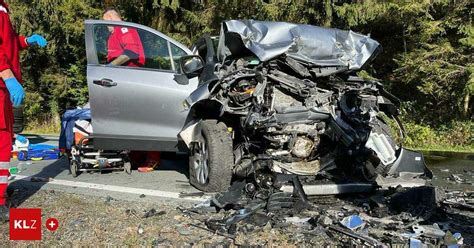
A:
463;93;470;118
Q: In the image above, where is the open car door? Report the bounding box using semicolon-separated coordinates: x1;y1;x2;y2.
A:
84;20;198;151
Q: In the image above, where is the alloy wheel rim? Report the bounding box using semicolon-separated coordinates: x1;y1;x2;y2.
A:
193;140;209;184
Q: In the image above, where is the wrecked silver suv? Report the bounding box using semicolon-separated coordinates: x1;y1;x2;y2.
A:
180;20;431;192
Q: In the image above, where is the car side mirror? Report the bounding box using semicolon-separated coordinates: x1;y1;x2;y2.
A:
179;55;204;76
174;55;204;85
174;74;190;85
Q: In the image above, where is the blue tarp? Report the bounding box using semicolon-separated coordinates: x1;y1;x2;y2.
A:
59;109;91;149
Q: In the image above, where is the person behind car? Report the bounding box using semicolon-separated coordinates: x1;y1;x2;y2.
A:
0;0;47;221
103;8;145;67
103;8;161;170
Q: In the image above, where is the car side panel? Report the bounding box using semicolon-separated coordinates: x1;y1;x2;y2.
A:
88;66;197;151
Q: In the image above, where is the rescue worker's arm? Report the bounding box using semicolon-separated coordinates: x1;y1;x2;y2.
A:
17;35;29;50
0;43;17;89
0;33;13;78
110;54;131;66
0;34;47;78
0;69;14;79
0;48;25;108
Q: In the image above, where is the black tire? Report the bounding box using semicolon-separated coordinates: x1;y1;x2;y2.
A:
189;120;233;192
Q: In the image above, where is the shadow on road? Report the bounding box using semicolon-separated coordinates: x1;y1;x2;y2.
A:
155;152;189;177
23;134;58;145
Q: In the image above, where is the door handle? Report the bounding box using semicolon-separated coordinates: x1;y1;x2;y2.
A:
93;78;117;87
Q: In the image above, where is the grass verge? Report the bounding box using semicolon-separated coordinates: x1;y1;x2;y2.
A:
23;116;61;136
403;121;473;153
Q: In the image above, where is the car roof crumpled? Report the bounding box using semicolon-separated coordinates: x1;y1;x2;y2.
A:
217;19;381;71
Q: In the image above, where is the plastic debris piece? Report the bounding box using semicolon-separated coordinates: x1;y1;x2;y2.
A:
453;233;463;244
449;174;463;183
412;223;445;238
211;181;245;209
318;215;333;226
444;231;463;247
142;208;166;218
8;167;18;175
285;216;311;227
137;225;144;234
193;199;212;209
340;215;366;231
402;232;420;239
444;231;457;245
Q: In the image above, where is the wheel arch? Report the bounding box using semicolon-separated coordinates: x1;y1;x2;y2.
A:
179;99;226;148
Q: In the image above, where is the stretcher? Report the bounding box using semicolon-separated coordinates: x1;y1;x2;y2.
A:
67;117;131;177
69;136;131;177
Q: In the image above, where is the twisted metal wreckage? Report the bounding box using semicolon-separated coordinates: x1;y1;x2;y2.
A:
180;20;432;197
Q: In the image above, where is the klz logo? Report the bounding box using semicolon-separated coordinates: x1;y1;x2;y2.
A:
9;208;42;240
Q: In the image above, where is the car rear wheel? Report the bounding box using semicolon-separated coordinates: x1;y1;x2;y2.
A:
189;120;233;192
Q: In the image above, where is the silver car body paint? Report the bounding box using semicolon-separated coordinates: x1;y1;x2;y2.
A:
217;20;381;70
85;20;198;151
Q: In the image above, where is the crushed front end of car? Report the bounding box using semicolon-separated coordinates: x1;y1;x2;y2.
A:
181;20;432;193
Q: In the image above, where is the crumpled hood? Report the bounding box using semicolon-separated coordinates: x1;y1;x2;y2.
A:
217;20;381;71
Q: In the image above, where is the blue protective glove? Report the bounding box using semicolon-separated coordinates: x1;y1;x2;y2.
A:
26;34;47;48
16;135;28;144
4;77;25;107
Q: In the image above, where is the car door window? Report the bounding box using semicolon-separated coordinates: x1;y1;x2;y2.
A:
170;43;187;70
93;24;172;71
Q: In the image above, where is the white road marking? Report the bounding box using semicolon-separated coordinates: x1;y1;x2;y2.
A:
12;175;208;202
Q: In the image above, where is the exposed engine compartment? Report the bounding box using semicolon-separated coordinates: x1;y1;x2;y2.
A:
209;55;406;183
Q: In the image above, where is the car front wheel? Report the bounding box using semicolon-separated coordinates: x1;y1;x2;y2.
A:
189;120;233;192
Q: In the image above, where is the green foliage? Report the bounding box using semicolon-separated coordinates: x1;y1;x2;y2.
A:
394;41;470;123
9;0;102;122
403;121;473;152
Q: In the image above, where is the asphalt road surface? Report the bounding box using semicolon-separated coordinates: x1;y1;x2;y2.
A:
8;135;473;207
8;135;208;206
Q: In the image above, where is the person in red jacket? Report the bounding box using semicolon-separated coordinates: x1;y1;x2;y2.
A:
103;8;145;67
103;8;160;171
0;0;47;221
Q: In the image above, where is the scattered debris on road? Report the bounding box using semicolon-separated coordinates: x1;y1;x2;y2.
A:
177;181;472;247
142;208;166;219
2;160;473;246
